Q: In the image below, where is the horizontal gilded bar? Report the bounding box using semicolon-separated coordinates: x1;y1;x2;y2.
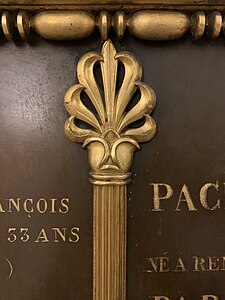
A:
1;0;225;10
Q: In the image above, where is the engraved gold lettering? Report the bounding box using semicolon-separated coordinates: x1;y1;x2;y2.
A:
20;228;29;242
6;226;79;243
159;257;169;272
151;183;173;211
147;257;158;272
69;227;80;243
7;198;20;212
0;203;5;213
53;227;66;242
59;198;70;214
200;181;220;210
49;198;57;213
34;228;49;243
36;198;48;213
7;227;30;243
147;257;169;272
0;198;70;214
24;198;34;213
174;257;186;272
176;185;197;211
7;228;17;242
208;256;220;271
193;256;206;271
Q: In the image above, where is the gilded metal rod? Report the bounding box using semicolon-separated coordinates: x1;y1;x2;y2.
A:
93;184;126;300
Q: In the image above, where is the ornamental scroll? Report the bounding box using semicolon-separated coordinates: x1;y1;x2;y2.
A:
64;40;156;300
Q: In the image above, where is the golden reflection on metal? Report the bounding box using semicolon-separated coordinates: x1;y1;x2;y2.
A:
1;10;13;40
128;10;190;40
113;10;127;40
191;11;206;40
97;10;111;40
64;40;156;300
17;10;31;41
2;9;225;42
32;10;95;40
207;11;222;39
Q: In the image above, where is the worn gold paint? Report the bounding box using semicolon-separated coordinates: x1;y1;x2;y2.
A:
128;10;190;40
1;9;225;42
32;10;95;40
207;11;222;38
190;11;206;40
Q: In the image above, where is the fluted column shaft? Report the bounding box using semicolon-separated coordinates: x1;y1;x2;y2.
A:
93;184;127;300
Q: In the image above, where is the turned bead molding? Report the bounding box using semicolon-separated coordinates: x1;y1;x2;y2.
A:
1;9;225;42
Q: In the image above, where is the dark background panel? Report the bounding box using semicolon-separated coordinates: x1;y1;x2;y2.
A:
0;37;98;300
0;35;225;299
127;37;225;299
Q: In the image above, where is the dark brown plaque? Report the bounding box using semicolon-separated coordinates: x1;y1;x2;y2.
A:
0;3;225;300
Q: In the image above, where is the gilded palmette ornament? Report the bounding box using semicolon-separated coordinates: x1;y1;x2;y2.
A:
64;40;156;300
65;40;156;179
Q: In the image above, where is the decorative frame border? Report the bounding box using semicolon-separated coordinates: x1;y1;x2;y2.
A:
0;0;225;42
0;8;224;42
1;0;225;10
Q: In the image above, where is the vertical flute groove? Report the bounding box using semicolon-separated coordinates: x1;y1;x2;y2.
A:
93;184;127;300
